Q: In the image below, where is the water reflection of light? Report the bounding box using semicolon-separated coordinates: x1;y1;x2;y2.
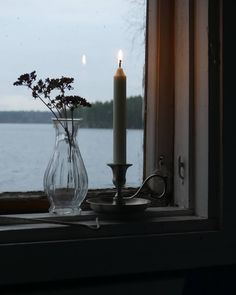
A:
82;54;86;65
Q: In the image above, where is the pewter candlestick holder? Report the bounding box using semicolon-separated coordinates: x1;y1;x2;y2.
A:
87;163;167;214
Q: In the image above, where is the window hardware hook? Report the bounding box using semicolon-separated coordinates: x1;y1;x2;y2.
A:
178;156;185;184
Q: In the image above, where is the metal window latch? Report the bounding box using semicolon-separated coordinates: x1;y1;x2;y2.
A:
178;156;185;185
158;155;165;169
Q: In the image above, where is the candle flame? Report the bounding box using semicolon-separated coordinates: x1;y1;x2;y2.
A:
82;54;86;65
117;49;123;67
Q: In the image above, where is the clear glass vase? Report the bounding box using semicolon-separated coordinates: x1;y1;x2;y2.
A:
44;118;88;215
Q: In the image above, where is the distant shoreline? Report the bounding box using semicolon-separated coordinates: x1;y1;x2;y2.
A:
0;121;142;130
0;96;143;129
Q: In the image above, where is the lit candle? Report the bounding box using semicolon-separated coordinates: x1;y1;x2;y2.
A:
113;49;127;164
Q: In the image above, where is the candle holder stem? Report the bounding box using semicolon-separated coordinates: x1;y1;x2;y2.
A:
115;185;123;204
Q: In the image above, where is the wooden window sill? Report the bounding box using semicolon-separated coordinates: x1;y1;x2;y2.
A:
0;187;171;214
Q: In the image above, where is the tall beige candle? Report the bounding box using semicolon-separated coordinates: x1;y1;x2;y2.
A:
113;50;127;164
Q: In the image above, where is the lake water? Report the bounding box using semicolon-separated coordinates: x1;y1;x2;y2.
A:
0;124;143;192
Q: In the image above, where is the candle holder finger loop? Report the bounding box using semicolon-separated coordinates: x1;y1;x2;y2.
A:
124;173;167;200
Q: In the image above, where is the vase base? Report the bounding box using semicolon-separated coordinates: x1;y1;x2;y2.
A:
49;207;81;216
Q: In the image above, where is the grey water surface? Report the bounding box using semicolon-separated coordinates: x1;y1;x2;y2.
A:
0;124;143;192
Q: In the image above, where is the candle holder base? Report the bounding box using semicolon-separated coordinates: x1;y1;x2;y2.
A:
87;196;151;214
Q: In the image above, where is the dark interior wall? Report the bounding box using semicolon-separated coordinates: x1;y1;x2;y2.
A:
0;273;184;295
1;266;236;295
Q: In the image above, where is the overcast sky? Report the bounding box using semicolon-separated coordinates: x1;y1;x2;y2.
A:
0;0;146;111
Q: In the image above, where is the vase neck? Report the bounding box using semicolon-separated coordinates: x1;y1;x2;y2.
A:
53;119;80;137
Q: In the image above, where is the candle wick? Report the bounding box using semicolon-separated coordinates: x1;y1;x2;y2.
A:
119;60;122;68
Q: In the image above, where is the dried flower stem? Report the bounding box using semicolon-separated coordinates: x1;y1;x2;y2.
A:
13;71;91;155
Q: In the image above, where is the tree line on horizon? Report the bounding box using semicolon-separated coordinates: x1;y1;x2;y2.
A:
0;96;143;129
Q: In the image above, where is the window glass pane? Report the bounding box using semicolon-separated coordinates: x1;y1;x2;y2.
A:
0;0;146;191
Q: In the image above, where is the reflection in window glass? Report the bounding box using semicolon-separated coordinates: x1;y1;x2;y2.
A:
0;0;146;191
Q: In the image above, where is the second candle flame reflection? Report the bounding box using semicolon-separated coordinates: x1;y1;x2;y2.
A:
82;54;86;65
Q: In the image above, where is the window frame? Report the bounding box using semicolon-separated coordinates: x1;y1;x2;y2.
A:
144;0;221;220
0;0;232;287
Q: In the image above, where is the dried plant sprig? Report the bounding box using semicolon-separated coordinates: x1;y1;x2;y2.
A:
13;71;91;155
13;71;91;117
